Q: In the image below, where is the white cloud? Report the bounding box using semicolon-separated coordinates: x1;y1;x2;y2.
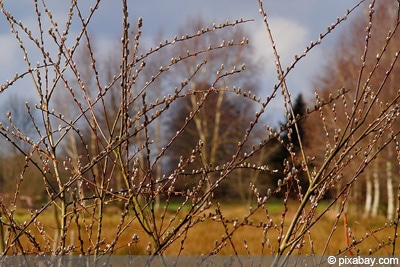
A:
251;17;308;71
245;17;316;124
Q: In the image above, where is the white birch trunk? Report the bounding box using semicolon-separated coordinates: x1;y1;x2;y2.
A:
364;172;372;217
371;160;380;217
386;161;394;220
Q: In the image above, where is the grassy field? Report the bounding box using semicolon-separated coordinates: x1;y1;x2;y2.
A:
6;199;398;256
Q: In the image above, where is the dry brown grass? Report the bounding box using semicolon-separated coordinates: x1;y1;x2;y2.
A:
9;200;397;256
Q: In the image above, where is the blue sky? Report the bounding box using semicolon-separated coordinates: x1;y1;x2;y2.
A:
0;0;365;118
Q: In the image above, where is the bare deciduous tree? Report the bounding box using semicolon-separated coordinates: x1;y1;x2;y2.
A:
305;1;400;219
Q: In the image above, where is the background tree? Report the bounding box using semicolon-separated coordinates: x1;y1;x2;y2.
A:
162;18;265;201
265;93;310;199
303;1;400;217
0;94;44;207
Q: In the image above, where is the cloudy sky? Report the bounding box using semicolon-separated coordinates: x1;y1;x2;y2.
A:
0;0;365;120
